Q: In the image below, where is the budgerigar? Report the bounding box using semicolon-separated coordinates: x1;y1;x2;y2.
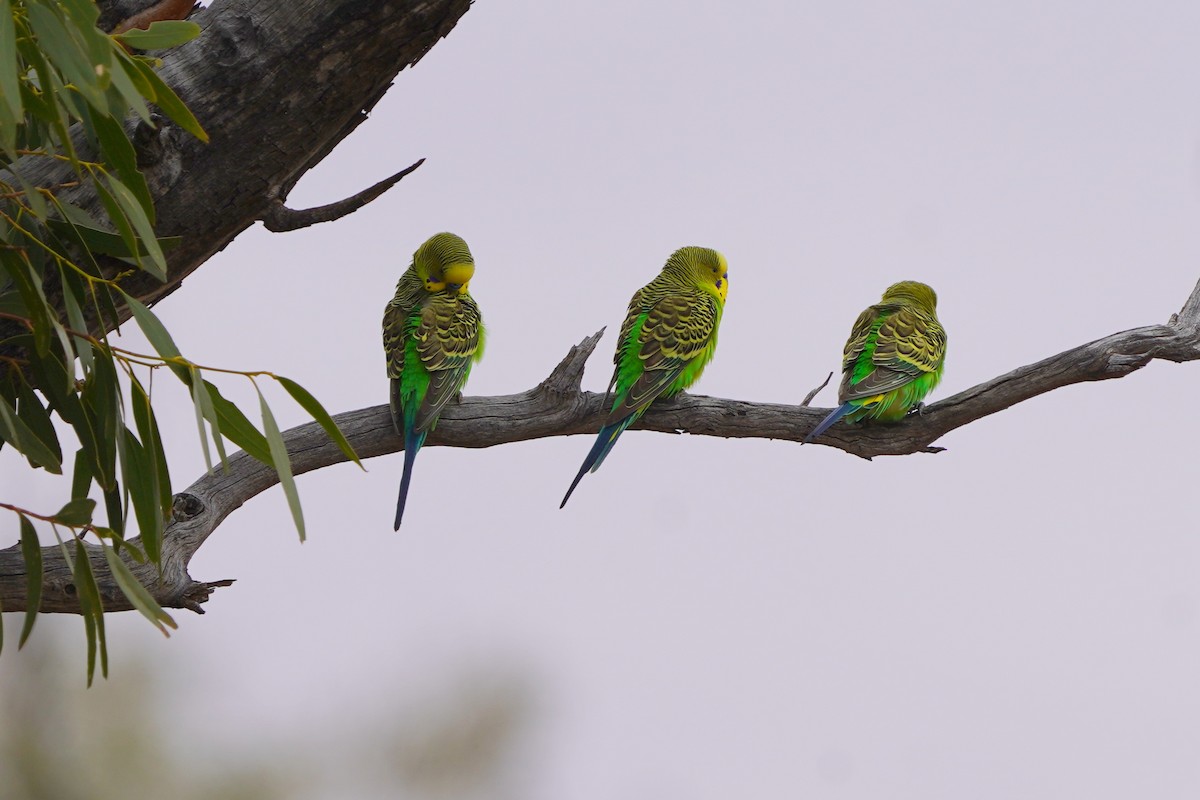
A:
383;232;485;529
561;246;728;507
804;280;946;443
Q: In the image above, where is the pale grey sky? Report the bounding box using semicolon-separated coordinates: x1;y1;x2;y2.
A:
4;1;1200;797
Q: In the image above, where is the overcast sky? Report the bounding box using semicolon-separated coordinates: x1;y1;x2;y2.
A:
5;1;1200;798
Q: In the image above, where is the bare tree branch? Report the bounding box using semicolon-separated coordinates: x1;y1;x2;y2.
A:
2;279;1198;615
260;158;426;232
800;372;833;407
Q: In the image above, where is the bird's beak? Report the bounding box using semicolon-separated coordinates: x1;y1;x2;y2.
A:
442;262;475;288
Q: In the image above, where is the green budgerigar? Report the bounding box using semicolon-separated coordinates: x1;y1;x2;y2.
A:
805;280;946;443
383;232;485;529
561;246;729;507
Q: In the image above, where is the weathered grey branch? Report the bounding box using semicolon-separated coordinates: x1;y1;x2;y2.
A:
3;278;1198;616
260;158;426;232
800;372;833;407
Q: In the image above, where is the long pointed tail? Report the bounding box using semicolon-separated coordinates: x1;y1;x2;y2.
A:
804;401;854;444
560;420;628;508
394;428;425;530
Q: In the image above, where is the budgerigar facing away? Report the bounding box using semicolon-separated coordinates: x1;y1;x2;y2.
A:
383;233;484;529
805;280;946;443
561;246;728;507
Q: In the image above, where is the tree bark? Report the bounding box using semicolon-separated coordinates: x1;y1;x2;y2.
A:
3;276;1198;614
0;0;470;354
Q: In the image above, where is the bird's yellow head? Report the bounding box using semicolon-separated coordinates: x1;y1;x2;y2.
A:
666;246;729;303
881;280;937;312
413;232;475;295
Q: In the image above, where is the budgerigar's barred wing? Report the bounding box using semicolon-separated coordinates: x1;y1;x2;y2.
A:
841;307;879;374
609;289;720;419
412;293;483;432
841;304;946;402
383;269;425;380
605;286;650;402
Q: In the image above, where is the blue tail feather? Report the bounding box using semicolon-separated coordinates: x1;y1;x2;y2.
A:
804;401;854;444
394;427;426;530
560;419;630;509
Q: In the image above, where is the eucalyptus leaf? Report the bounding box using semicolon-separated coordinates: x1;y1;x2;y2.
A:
73;540;108;685
0;0;22;121
0;394;63;472
114;20;201;51
54;497;96;526
128;55;208;142
102;543;177;635
18;514;42;648
259;388;305;542
277;376;362;468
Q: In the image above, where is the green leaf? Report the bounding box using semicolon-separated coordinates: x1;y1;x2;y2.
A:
102;543;177;636
71;447;94;499
114;20;201;51
47;217;180;260
73;540;108;686
25;2;105;111
120;426;162;563
54;497;96;527
16;29;76;165
122;290;182;359
102;529;146;564
129;374;173;522
128;55;207;142
18;514;42;648
0;97;17;154
82;608;97;683
79;348;121;489
189;368;232;468
0;393;64;472
59;278;94;371
4;250;54;357
0;0;22;122
94;174;143;272
258;387;305;542
9;162;50;218
102;482;123;538
276;376;363;468
21;333;75;415
114;47;154;97
100;173;165;278
201;379;271;465
93;278;123;333
57;0;110;81
107;50;151;123
90;111;153;218
186;367;213;472
15;376;63;467
16;75;55;135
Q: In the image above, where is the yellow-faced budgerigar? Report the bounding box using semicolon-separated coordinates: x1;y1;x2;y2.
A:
561;246;728;507
382;233;484;529
805;280;946;443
